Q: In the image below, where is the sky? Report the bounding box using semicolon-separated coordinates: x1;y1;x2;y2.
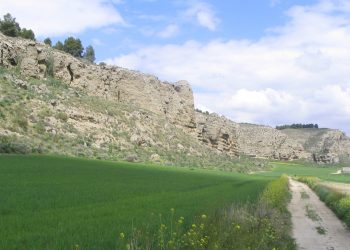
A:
2;0;350;134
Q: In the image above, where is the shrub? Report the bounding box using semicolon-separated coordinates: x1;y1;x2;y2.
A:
337;197;350;218
57;112;68;122
45;55;55;78
0;137;30;154
13;116;28;131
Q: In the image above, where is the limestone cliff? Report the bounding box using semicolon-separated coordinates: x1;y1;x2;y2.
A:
0;33;196;130
196;112;239;157
1;33;349;165
195;112;310;161
280;128;350;163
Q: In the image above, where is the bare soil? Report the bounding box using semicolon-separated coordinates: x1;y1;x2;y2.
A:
288;178;350;250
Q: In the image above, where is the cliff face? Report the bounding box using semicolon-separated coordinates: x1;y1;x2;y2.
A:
195;112;310;161
1;34;349;164
0;33;196;130
236;123;311;160
280;128;350;163
196;112;239;157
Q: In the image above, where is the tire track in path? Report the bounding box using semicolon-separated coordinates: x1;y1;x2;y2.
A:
288;178;350;250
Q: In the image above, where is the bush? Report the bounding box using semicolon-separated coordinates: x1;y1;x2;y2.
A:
13;116;28;131
57;112;68;122
0;137;30;154
45;55;55;78
337;197;350;218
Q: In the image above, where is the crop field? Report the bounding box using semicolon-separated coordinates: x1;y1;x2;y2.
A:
256;162;350;183
0;155;273;249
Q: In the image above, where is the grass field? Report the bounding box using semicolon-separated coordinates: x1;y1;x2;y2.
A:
0;155;273;249
256;162;350;183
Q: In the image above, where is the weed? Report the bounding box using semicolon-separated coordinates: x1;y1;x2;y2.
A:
56;111;68;122
305;205;321;221
12;115;28;131
301;190;310;199
45;54;55;78
315;226;326;235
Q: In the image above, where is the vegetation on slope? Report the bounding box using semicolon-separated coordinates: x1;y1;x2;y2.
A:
0;66;266;171
0;155;272;249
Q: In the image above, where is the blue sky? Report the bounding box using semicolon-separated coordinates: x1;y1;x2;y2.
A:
50;0;318;60
2;0;350;134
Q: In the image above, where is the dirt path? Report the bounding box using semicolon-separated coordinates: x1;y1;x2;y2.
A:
288;178;350;250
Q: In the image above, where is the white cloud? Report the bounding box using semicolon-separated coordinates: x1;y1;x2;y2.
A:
106;0;350;133
184;2;220;31
0;0;125;37
157;24;180;38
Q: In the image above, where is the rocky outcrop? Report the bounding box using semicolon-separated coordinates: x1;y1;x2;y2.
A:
196;112;239;157
0;33;196;130
195;112;310;161
236;123;310;160
1;33;349;164
280;128;350;164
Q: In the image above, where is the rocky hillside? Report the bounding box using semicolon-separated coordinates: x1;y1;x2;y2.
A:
280;128;350;164
0;33;349;167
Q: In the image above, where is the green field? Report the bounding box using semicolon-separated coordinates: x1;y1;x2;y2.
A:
0;155;272;249
256;162;350;183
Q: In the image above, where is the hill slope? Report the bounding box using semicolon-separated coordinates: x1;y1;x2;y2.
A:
280;128;350;163
1;33;349;165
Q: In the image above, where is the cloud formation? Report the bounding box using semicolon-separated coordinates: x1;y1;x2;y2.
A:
0;0;125;37
105;0;350;133
184;2;220;31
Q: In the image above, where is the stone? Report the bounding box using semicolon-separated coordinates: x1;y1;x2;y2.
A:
150;153;161;162
125;154;138;162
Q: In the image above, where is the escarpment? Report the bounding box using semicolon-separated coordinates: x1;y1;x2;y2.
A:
1;33;349;165
0;33;196;130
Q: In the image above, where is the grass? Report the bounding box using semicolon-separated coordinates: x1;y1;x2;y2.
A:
305;205;321;222
315;226;327;235
119;175;295;250
298;176;350;228
0;155;273;249
255;161;350;183
300;191;310;199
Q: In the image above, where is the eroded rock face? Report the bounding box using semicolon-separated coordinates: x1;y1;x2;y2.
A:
2;33;349;164
0;33;196;130
195;112;309;160
280;128;350;163
196;112;239;157
236;123;310;160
